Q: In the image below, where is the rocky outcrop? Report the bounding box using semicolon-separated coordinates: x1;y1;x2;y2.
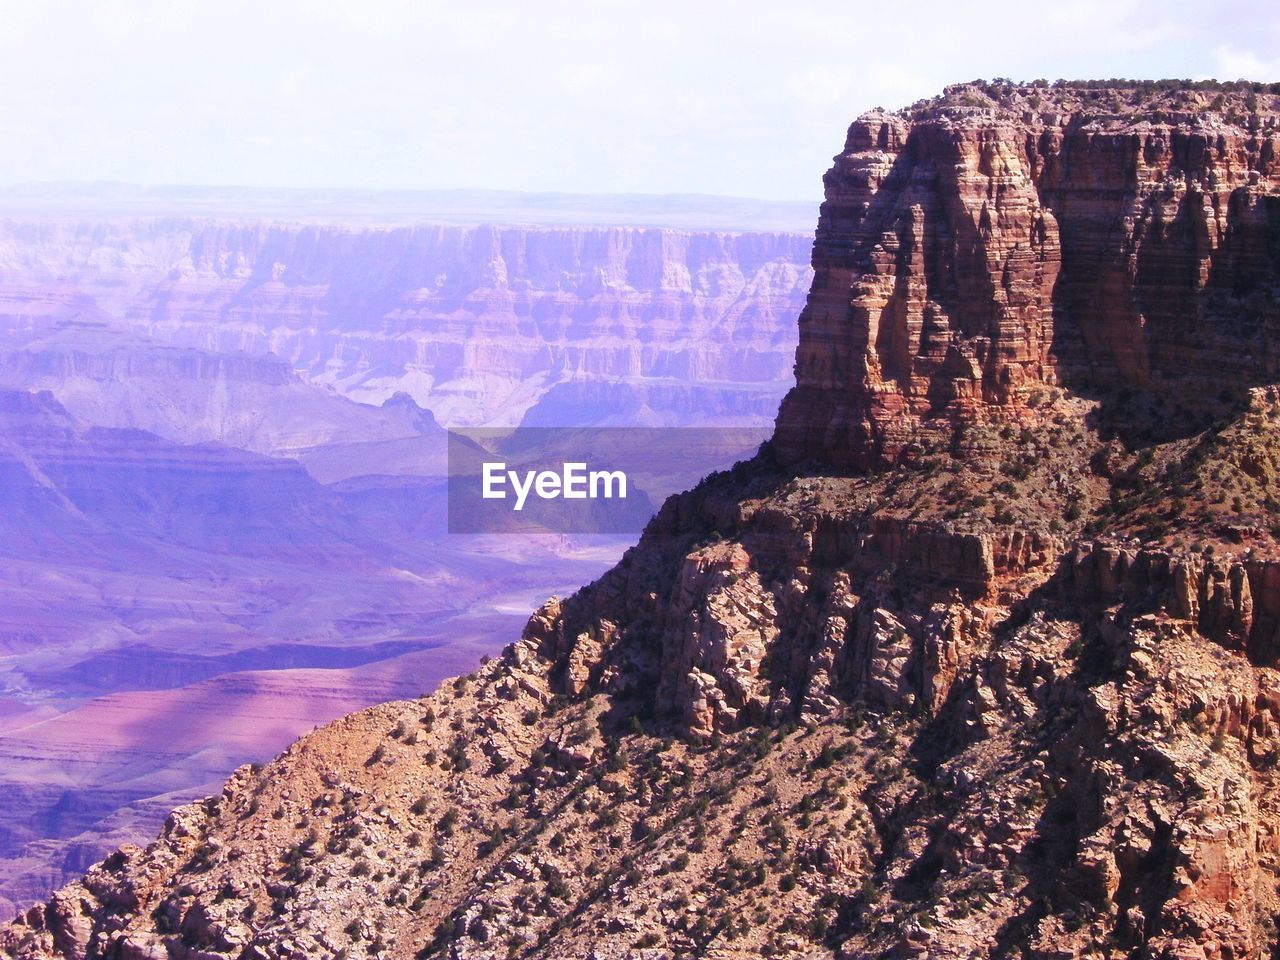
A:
775;81;1280;467
1060;541;1280;657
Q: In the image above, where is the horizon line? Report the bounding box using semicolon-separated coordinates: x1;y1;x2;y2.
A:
0;180;819;207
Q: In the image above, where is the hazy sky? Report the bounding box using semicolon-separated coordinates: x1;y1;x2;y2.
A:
1;0;1277;200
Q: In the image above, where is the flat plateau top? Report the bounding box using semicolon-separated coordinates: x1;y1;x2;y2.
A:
885;79;1280;132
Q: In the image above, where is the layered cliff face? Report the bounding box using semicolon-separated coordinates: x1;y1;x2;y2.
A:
0;220;811;430
9;82;1280;960
775;82;1280;468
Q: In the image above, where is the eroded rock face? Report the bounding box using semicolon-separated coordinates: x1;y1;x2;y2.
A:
0;220;813;429
774;83;1280;468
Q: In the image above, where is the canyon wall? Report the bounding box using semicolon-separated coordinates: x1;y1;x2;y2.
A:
0;387;619;917
775;83;1280;467
0;220;812;429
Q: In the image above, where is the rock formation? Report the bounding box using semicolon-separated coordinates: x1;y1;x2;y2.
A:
7;80;1280;960
775;81;1280;468
0;220;812;429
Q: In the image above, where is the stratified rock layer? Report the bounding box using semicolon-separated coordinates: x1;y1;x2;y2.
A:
0;220;812;429
775;82;1280;467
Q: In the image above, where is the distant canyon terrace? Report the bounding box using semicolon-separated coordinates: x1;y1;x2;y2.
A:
5;80;1280;960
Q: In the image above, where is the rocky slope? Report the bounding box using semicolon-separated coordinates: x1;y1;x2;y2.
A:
8;81;1280;960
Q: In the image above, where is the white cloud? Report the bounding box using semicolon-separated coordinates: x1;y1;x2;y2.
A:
1210;46;1280;81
